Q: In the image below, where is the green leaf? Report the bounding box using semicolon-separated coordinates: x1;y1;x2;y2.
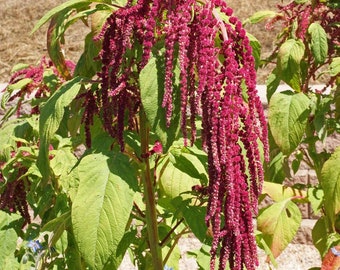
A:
257;199;302;258
42;211;71;248
47;12;74;80
243;10;277;24
140;50;181;152
158;156;201;201
277;39;305;91
72;152;137;270
308;23;328;64
320;146;340;226
268;91;310;155
162;244;180;270
31;0;92;34
50;147;78;178
37;77;83;180
262;181;307;202
66;231;83;270
74;32;102;77
169;147;208;183
294;0;309;3
312;217;332;257
255;230;277;267
189;244;216;270
0;119;32;158
264;151;286;184
330;57;340;77
266;69;281;102
10;63;30;73
247;33;261;70
6;78;32;91
182;205;209;244
307;187;324;215
0;212;21;269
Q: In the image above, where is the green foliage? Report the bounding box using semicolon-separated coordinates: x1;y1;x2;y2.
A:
140;51;181;152
321;147;340;228
37;77;83;180
268;91;310;155
0;212;22;269
251;0;340;264
72;152;137;269
277;39;305;91
308;23;328;64
257;199;302;258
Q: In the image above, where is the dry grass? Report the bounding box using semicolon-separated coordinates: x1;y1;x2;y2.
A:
0;0;285;83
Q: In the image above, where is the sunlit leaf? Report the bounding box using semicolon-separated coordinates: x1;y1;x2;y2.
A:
262;181;307;202
6;78;32;91
257;199;302;258
268;91;310;155
243;10;277;24
0;212;21;269
277;39;305;91
140;51;181;152
266;69;281;102
307;187;324;215
72;152;137;270
42;211;71;248
308;23;328;64
320;146;340;226
158;156;201;201
37;77;83;180
330;57;340;77
31;0;92;33
248;33;261;70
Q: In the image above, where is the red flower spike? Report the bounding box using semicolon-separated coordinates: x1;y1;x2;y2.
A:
96;1;268;269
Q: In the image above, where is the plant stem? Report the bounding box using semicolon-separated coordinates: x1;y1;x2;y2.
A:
139;108;163;269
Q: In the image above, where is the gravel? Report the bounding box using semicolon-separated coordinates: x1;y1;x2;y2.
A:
119;236;321;270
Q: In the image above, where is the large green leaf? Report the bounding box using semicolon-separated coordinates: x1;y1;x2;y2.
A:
37;77;83;180
320;146;340;226
277;39;305;91
72;152;137;270
0;212;21;269
308;23;328;64
268;91;310;155
158;156;201;201
257;199;301;258
140;51;181;152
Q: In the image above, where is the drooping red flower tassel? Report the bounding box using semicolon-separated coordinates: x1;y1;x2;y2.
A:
95;1;268;269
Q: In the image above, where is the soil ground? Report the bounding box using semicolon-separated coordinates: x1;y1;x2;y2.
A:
0;0;288;83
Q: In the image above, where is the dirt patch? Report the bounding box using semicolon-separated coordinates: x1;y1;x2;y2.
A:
0;0;88;83
0;0;286;84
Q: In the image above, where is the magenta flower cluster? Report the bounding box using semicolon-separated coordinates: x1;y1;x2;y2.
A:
0;169;31;225
4;57;75;115
95;0;268;269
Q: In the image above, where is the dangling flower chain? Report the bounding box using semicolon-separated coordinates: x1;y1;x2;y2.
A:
94;0;269;269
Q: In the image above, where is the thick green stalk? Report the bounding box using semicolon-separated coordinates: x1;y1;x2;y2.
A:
139;109;163;269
